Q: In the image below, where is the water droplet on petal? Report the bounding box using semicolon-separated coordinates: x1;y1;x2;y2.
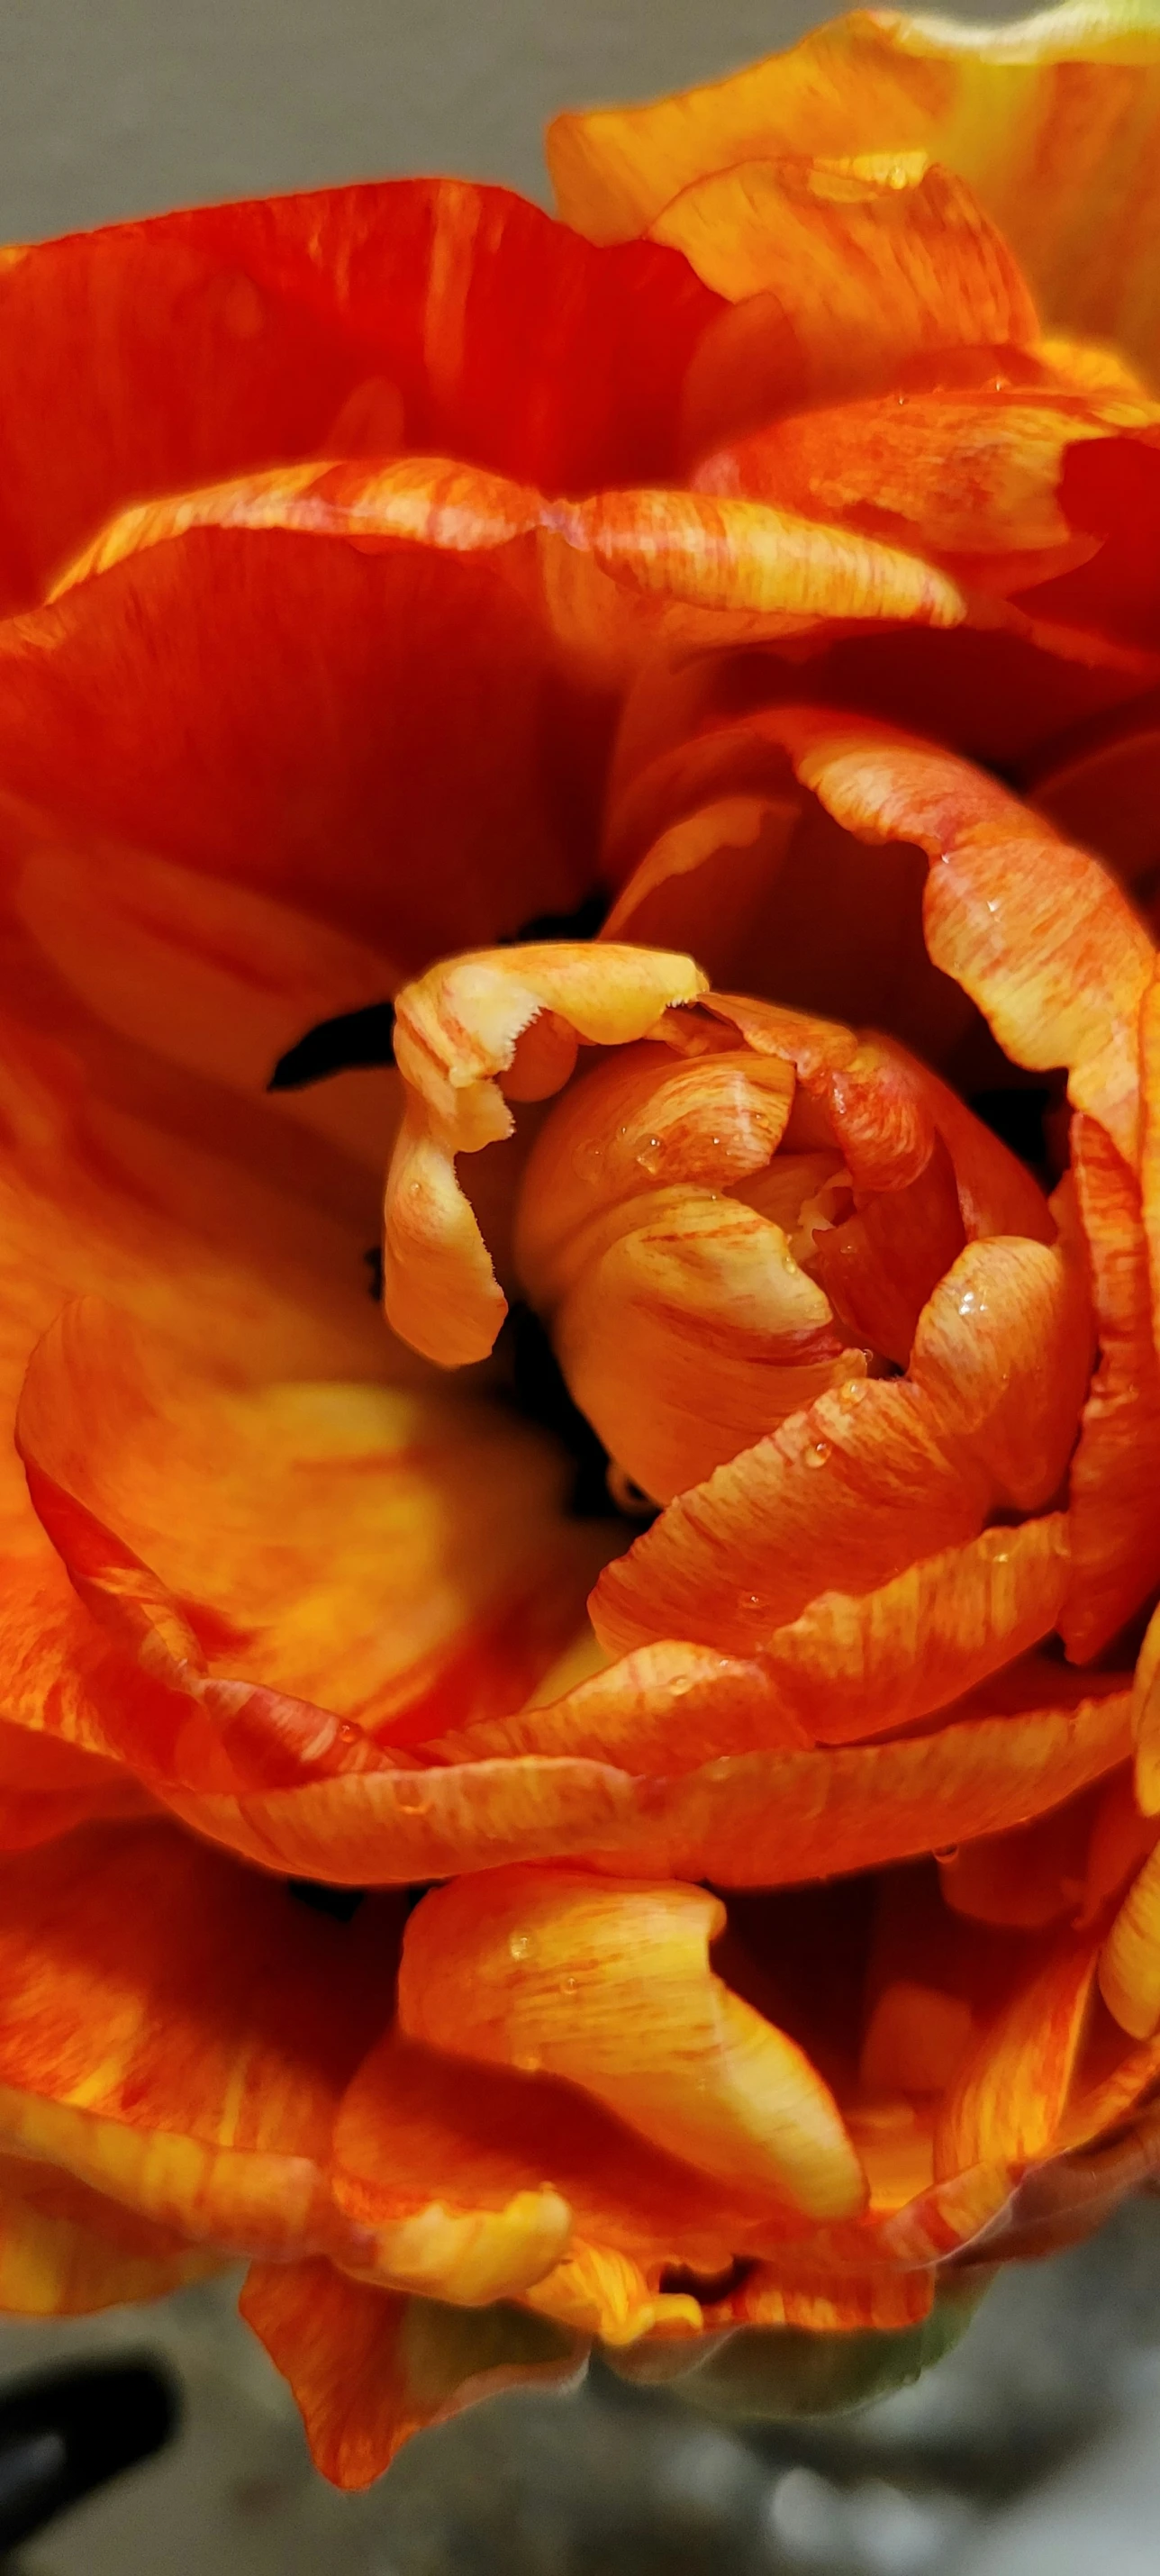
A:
515;2047;542;2073
509;1930;533;1962
804;1439;832;1470
394;1780;429;1815
934;1844;960;1864
560;1973;579;1996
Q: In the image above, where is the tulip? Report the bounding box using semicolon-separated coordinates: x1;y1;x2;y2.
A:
1;0;1160;2488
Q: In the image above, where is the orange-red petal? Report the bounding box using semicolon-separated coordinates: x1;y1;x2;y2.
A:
240;2259;584;2490
398;1868;865;2217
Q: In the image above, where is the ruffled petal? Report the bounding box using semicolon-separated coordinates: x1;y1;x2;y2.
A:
240;2259;584;2490
0;1819;396;2252
593;1230;1090;1654
398;1868;865;2216
1063;1113;1160;1655
648;153;1038;448
593;1692;1132;1888
785;711;1155;1164
333;2031;839;2301
547;5;1160;376
0;178;721;611
385;941;705;1365
443;1522;1068;1764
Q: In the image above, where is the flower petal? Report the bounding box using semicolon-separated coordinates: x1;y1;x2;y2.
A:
547;5;1160;375
594;1692;1132;1889
785;712;1155;1165
1099;1838;1160;2034
594;1230;1089;1654
0;178;720;611
240;2259;584;2490
0;1819;396;2253
334;2032;820;2289
398;1868;865;2217
444;1521;1069;1765
385;941;705;1365
934;1933;1101;2176
1063;1112;1160;1655
15;1297;605;1782
0;2156;222;2314
649;154;1038;449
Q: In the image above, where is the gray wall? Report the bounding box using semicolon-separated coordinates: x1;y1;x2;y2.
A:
0;0;1025;244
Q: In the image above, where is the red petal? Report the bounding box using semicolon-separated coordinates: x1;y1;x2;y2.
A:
240;2259;584;2489
0;180;720;610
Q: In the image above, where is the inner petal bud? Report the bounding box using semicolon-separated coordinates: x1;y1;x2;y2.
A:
515;1039;860;1502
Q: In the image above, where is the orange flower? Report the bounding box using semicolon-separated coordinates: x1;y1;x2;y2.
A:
4;0;1160;2487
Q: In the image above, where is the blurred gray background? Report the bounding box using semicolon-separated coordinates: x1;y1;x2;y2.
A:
0;0;1023;243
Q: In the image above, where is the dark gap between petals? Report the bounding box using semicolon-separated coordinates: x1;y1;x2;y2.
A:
967;1081;1056;1171
286;1880;367;1922
267;1001;396;1092
659;2254;757;2305
498;1302;632;1522
502;891;609;945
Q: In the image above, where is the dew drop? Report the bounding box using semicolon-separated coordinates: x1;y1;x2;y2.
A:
515;2047;543;2073
934;1844;961;1865
804;1439;832;1470
559;1973;579;1996
394;1781;428;1815
508;1930;533;1962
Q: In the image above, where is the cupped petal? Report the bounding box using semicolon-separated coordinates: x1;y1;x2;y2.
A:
784;710;1155;1165
15;1296;606;1782
333;2031;829;2294
240;2259;585;2490
1063;1113;1160;1656
385;940;705;1365
0;1818;398;2254
547;5;1160;376
0;177;722;612
398;1868;865;2217
934;1933;1101;2176
649;153;1038;450
593;1229;1090;1655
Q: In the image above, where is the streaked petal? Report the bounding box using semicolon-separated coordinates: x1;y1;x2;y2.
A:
1063;1113;1160;1655
240;2259;584;2490
594;1231;1089;1654
597;1692;1132;1888
444;1521;1068;1764
0;2156;221;2313
0;1819;396;2251
935;1935;1100;2176
398;1869;865;2216
0;178;720;611
334;2032;809;2287
649;155;1037;446
547;6;1160;376
15;1298;605;1782
1100;1839;1160;2034
385;941;704;1365
787;712;1155;1165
